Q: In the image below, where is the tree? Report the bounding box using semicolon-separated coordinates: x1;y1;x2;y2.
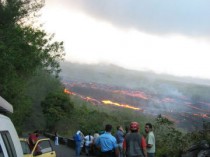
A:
22;70;65;131
0;0;65;131
41;92;74;131
154;115;187;157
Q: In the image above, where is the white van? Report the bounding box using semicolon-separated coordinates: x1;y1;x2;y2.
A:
0;96;23;157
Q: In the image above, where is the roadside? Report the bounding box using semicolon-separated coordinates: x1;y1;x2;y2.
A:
53;143;95;157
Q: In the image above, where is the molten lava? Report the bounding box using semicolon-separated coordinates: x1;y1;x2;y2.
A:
102;100;143;111
63;81;210;130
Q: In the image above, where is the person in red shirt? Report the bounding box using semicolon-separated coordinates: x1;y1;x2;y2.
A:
28;130;39;151
123;122;147;157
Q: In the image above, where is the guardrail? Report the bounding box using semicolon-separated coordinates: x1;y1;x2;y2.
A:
43;132;75;148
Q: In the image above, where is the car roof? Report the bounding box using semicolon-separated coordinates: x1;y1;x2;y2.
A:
0;96;13;113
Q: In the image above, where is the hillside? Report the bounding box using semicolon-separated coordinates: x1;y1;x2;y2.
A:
60;61;210;131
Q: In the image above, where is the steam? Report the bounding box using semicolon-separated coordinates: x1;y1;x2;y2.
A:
61;62;210;130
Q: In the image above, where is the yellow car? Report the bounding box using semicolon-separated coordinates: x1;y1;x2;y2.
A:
20;138;56;157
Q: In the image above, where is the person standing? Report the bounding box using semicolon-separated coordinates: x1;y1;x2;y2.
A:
73;130;82;156
28;130;39;151
93;131;100;156
84;133;94;156
123;122;147;157
80;131;85;155
115;126;124;157
54;131;59;146
95;124;119;157
145;123;155;157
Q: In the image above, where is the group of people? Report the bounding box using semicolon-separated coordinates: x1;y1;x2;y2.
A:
73;122;155;157
73;130;100;156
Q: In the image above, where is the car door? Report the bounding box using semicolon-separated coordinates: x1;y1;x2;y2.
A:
32;139;56;157
20;139;31;157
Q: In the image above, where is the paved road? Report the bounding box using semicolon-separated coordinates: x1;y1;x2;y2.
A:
52;142;95;157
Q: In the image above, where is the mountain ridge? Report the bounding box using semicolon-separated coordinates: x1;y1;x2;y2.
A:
60;62;210;87
60;61;210;131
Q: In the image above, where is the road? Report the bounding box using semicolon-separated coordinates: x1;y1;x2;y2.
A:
52;142;95;157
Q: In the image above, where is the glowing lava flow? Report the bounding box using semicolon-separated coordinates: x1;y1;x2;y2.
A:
113;90;149;100
102;100;143;111
193;113;210;118
64;88;143;111
64;88;76;95
62;81;210;131
64;88;101;104
184;102;210;113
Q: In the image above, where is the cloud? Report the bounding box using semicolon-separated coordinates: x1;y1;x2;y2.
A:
51;0;210;37
43;0;210;79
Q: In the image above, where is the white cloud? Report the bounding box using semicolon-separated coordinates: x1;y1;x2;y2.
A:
40;1;210;79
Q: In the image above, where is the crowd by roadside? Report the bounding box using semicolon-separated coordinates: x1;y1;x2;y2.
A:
38;121;155;157
73;122;155;157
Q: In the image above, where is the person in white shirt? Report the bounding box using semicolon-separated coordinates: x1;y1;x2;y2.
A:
145;123;156;157
54;131;59;146
84;133;94;156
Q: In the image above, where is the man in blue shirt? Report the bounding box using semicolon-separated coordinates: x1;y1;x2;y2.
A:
96;124;119;157
73;130;82;156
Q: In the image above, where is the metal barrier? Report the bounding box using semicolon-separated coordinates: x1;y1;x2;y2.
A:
43;132;75;148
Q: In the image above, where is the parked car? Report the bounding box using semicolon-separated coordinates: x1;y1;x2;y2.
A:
0;96;23;157
20;138;56;157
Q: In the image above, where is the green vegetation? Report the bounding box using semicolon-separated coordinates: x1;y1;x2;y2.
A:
1;1;210;156
53;96;210;157
0;0;64;133
41;91;74;130
65;96;154;136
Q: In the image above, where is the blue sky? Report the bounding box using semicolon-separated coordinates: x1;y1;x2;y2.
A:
40;0;210;79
